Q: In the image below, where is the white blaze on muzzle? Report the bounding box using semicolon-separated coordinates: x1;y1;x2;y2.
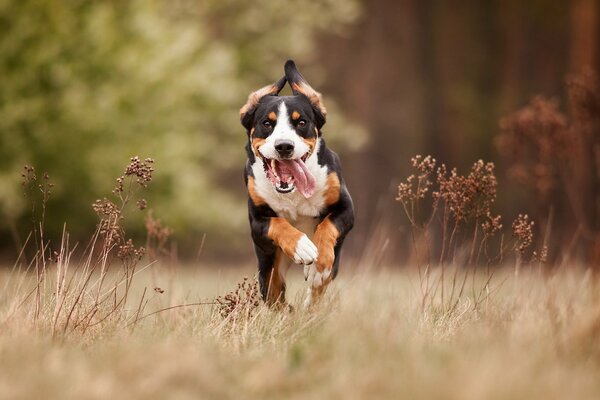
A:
257;101;316;198
259;101;309;159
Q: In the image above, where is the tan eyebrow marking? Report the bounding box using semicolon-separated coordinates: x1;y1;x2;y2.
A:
291;111;301;120
268;112;277;121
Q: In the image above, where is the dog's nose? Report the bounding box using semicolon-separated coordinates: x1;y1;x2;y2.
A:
274;139;295;157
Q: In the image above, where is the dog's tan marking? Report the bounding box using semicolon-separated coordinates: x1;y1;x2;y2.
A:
324;173;341;206
313;216;339;273
291;111;301;120
268;111;277;121
291;82;327;117
247;176;266;206
251;137;266;157
268;217;304;260
266;250;286;306
302;137;317;156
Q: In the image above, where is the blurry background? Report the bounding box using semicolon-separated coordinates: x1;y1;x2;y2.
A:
0;0;598;265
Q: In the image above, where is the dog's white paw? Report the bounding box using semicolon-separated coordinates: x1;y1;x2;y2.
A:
292;234;318;265
304;263;332;288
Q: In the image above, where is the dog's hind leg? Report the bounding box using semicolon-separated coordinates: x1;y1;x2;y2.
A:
257;248;290;309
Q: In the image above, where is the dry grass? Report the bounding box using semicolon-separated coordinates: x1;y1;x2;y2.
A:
1;264;600;400
4;155;599;399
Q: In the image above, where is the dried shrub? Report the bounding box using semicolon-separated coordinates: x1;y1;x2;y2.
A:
215;277;261;324
497;97;570;199
145;211;174;262
482;213;503;238
396;155;544;314
435;160;497;223
11;156;164;338
496;68;600;265
397;155;437;227
397;157;501;265
512;214;534;254
568;68;600;123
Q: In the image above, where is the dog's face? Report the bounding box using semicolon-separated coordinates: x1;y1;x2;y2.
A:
240;61;327;198
247;96;319;194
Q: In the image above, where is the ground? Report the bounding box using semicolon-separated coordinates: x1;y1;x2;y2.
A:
1;264;600;399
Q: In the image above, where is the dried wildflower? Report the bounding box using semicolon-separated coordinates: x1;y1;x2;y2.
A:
496;96;570;198
21;165;36;187
22;165;53;206
117;238;135;260
113;177;125;195
38;172;54;200
135;246;145;258
117;237;145;262
396;155;436;203
92;198;120;219
145;211;173;260
136;199;147;210
512;214;534;254
397;181;413;202
124;156;154;188
93;198;122;243
532;246;548;264
154;287;165;294
482;212;503;238
412;155;436;175
437;160;497;223
215;277;261;320
113;157;155;195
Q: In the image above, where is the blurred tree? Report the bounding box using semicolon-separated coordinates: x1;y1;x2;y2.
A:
0;0;361;256
318;0;582;262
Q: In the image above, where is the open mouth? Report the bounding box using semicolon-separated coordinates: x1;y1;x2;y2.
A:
262;155;316;198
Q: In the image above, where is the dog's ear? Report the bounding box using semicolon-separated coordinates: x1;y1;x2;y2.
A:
240;76;287;130
284;60;327;129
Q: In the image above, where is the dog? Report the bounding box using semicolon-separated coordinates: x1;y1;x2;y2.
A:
240;60;354;307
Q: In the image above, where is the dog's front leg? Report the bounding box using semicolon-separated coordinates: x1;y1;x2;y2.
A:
266;217;318;265
250;213;318;304
304;194;354;304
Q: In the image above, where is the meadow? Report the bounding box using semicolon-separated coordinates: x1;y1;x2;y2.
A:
1;155;599;400
2;261;600;400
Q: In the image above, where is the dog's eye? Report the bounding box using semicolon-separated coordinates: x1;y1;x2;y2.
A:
298;120;306;127
262;120;272;128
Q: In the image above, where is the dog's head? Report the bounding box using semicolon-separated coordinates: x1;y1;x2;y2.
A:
240;60;327;198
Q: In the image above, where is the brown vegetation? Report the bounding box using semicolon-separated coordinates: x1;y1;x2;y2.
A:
496;69;600;266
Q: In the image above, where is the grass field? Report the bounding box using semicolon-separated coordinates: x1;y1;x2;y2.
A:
1;262;600;400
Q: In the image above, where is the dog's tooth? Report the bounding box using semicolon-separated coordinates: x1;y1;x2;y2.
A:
271;159;276;171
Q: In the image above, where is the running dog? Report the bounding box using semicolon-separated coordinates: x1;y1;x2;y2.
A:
240;60;354;307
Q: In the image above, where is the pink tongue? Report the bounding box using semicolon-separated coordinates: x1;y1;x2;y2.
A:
278;159;316;198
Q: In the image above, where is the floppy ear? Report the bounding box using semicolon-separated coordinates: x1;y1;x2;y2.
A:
240;76;287;130
284;60;327;129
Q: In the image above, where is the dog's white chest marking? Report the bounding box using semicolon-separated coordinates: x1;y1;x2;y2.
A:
251;140;329;221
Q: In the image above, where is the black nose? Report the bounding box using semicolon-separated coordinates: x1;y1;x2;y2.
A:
274;139;295;157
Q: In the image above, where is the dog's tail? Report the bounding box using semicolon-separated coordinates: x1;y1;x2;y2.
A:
284;60;327;127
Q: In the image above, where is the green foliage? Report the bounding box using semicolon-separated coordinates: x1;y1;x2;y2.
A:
0;0;360;248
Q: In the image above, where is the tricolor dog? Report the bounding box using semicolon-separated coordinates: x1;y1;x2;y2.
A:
240;60;354;307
